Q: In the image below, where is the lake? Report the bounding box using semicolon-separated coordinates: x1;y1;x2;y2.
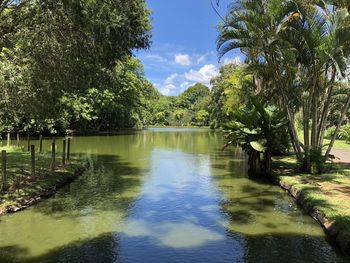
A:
0;128;346;262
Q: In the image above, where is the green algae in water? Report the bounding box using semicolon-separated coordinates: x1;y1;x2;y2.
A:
0;128;347;263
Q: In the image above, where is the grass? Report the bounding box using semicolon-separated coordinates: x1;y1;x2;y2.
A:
0;145;84;213
273;156;350;233
297;129;350;150
324;138;350;150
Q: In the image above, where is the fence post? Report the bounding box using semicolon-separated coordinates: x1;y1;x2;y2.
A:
17;133;20;148
31;145;35;177
67;138;71;161
39;135;43;153
7;132;10;147
50;140;56;172
62;139;66;166
27;134;30;152
1;150;7;191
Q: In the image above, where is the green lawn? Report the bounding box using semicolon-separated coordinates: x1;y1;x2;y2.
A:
324;139;350;150
0;145;83;213
273;156;350;234
297;129;350;150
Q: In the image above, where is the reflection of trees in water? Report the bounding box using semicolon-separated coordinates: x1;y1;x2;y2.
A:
0;233;120;263
0;153;145;263
0;131;346;263
210;147;345;262
35;153;146;217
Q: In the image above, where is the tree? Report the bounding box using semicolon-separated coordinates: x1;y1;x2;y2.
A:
195;110;209;126
224;97;288;176
0;0;152;134
61;56;156;131
210;64;250;128
218;0;350;173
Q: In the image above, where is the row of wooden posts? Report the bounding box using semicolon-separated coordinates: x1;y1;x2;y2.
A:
1;136;71;191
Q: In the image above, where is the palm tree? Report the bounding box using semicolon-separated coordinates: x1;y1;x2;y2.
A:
217;0;304;164
218;0;350;173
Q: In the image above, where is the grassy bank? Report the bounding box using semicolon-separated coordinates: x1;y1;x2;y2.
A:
273;156;350;257
326;139;350;150
0;146;86;215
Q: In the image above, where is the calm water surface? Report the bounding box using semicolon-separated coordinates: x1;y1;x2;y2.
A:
0;128;347;262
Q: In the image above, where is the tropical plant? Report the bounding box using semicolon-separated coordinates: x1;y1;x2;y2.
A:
223;97;288;176
218;0;350;173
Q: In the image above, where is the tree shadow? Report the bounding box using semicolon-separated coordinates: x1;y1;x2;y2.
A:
30;153;147;219
0;230;347;263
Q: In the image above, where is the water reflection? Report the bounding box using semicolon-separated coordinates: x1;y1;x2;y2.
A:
0;128;347;262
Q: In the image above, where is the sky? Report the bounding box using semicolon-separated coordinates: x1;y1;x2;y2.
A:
136;0;243;96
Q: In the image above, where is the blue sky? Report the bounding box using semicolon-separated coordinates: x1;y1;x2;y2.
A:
136;0;242;96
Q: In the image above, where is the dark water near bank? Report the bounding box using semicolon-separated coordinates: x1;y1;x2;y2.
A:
0;128;347;262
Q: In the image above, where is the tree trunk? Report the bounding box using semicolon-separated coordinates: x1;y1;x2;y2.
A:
325;92;350;158
248;150;262;177
264;150;272;176
6;132;10;147
280;88;303;162
318;68;336;147
303;104;311;173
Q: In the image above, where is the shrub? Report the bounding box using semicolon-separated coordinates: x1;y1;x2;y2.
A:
324;126;337;139
339;124;350;143
310;147;327;174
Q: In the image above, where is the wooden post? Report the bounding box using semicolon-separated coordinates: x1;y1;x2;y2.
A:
67;138;71;161
39;135;43;153
62;139;66;166
17;133;20;148
1;150;7;191
27;134;30;152
7;132;10;147
51;141;56;171
30;145;35;177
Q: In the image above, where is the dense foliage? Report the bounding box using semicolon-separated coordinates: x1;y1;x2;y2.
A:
0;0;152;134
149;83;211;127
217;0;350;173
209;64;251;129
224;97;289;176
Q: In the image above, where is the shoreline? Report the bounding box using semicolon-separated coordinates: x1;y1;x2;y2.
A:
271;170;350;258
0;165;87;217
1;126;212;139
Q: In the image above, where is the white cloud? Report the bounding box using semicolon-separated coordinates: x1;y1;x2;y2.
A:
143;54;167;63
155;83;177;96
165;73;179;85
180;81;190;89
196;55;206;64
154;64;219;96
174;54;191;66
179;81;193;93
184;64;219;86
221;56;242;66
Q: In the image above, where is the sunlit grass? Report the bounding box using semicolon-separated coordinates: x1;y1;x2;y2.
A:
297;129;350;150
0;145;83;212
273;156;350;233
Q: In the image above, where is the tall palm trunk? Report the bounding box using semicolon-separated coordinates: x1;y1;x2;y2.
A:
303;104;311;172
325;92;350;157
280;88;303;162
318;68;336;147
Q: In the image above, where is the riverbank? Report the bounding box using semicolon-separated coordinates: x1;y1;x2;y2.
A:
0;146;87;216
272;156;350;258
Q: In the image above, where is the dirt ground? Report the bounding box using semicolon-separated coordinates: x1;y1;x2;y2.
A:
330;149;350;163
